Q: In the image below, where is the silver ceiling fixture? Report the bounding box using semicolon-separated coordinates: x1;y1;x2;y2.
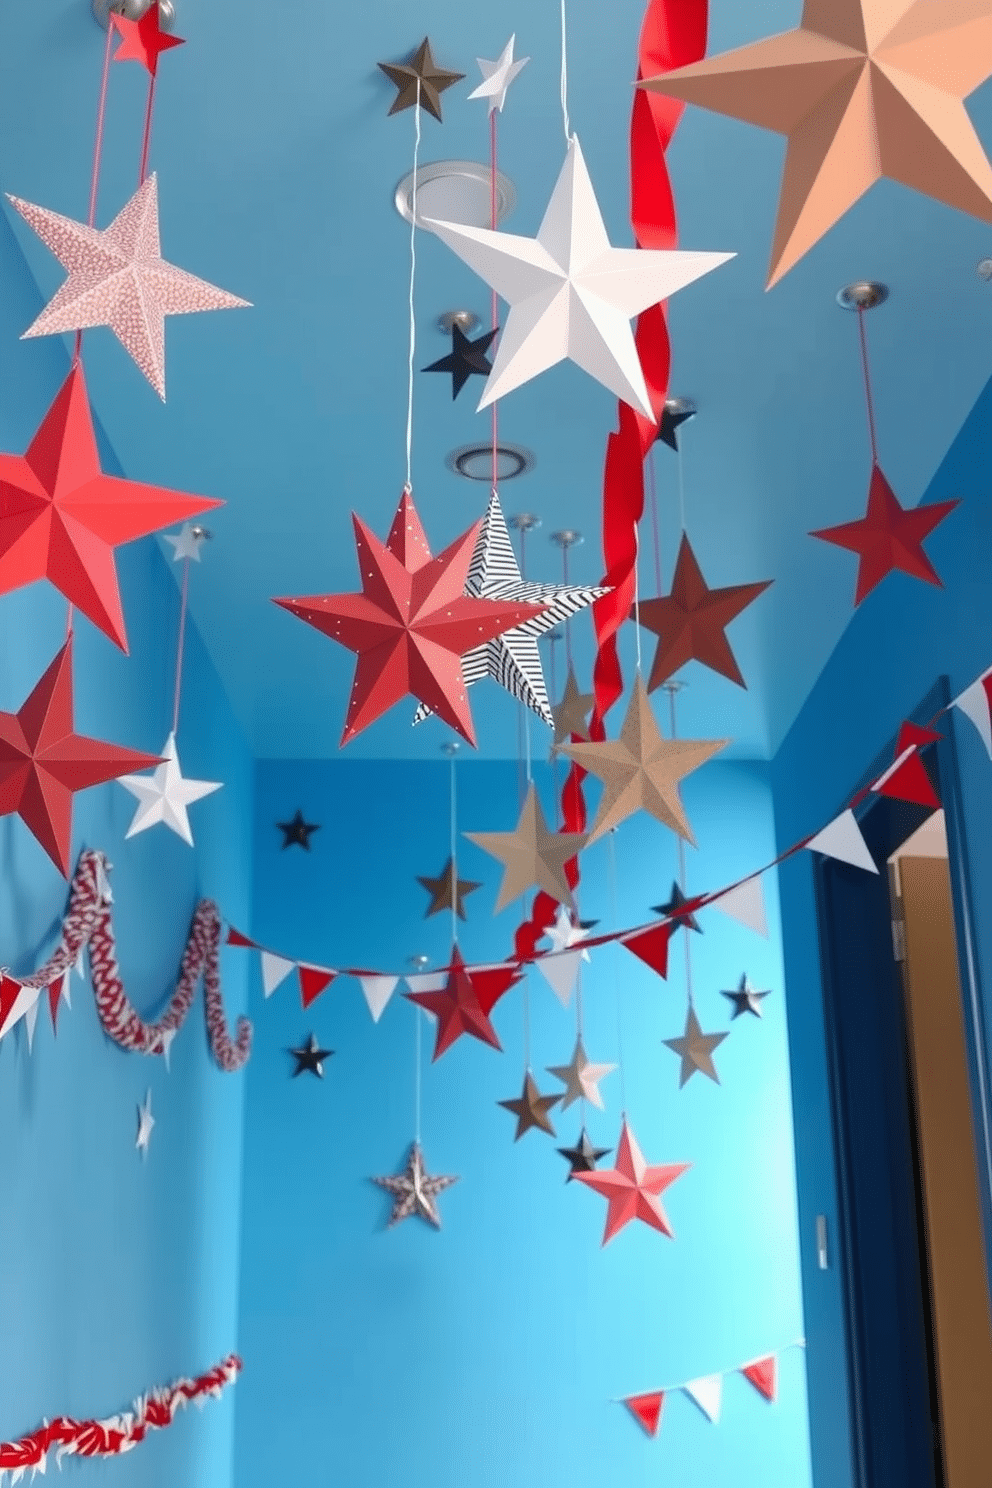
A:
394;161;516;230
550;530;584;550
664;395;697;418
446;443;535;482
436;310;481;336
836;281;889;311
92;0;176;30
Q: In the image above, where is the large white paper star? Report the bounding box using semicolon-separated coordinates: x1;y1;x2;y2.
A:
117;732;222;846
468;34;529;113
425;136;734;417
136;1088;155;1156
9;173;250;400
414;492;607;726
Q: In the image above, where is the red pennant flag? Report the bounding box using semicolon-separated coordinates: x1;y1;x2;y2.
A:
226;927;257;948
0;975;23;1032
298;965;335;1009
620;921;673;979
872;722;941;809
48;979;62;1031
624;1391;665;1436
741;1356;777;1402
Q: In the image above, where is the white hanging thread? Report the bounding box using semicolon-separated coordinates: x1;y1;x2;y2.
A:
404;82;422;493
607;830;627;1115
668;685;694;1010
677;437;687;534
449;751;459;948
414;1002;422;1143
559;0;571;142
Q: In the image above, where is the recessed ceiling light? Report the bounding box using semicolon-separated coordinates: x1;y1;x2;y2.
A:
395;161;516;230
446;443;535;482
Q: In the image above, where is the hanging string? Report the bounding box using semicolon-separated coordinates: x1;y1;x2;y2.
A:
404;82;422;493
677;439;687;534
521;957;531;1072
75;17;116;368
559;0;571;142
138;75;157;185
519;524;533;782
606;830;627;1115
171;556;191;735
647;448;663;597
413;1002;422;1144
448;749;460;948
490;109;500;494
856;305;879;467
548;633;563;823
667;684;694;1010
631;524;643;675
561;544;574;673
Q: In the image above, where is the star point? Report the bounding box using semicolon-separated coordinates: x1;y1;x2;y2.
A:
371;1141;459;1228
663;1005;728;1086
572;1119;689;1244
117;733;222;846
422;324;498;399
652;881;702;934
551;667;594;748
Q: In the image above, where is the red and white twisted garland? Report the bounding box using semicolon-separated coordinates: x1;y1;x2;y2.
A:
0;1353;242;1482
9;850;251;1071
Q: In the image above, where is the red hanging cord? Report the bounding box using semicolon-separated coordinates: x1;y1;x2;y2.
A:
857;305;879;467
171;558;190;735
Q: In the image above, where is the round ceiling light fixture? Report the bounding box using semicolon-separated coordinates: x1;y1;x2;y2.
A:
395;161;516;230
437;310;481;336
93;0;176;29
835;280;889;311
446;443;535;482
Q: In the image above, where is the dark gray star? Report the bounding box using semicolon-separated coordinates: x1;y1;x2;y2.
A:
423;324;499;399
651;880;702;934
557;1127;612;1181
721;973;771;1019
289;1033;333;1078
655;403;694;452
278;810;319;850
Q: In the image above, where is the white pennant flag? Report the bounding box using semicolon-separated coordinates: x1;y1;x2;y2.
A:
536;950;584;1008
0;981;42;1042
358;975;398;1024
405;971;446;1024
953;668;992;757
260;952;295;998
683;1373;723;1423
710;878;767;938
59;970;72;1010
24;995;40;1053
806;808;878;874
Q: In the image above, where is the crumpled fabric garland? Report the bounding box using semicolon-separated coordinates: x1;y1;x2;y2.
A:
1;849;251;1071
513;0;706;963
0;1353;241;1481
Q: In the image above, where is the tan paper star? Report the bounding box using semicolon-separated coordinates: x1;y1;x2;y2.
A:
498;1071;561;1140
641;0;992;286
416;857;481;921
547;1036;616;1111
378;38;465;123
559;677;728;845
551;667;594;748
663;1006;728;1087
465;784;586;913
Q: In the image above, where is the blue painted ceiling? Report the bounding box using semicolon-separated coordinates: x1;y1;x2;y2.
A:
1;0;991;760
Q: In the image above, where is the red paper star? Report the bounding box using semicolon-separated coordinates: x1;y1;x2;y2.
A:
404;945;520;1060
634;534;771;690
0;365;222;651
0;640;162;875
112;7;185;76
572;1119;689;1245
811;464;959;606
273;490;546;746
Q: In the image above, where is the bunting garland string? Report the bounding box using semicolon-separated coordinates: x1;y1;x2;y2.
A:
619;1338;805;1439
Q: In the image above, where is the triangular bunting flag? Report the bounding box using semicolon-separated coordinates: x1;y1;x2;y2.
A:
872;723;941;808
24;995;40;1053
0;977;41;1042
298;965;335;1009
226;927;257;948
535;949;583;1008
953;668;992;758
623;1391;665;1437
806;809;878;874
48;971;71;1030
709;877;768;937
741;1356;777;1402
404;972;447;994
621;921;673;979
260;951;296;998
683;1373;723;1424
358;974;399;1023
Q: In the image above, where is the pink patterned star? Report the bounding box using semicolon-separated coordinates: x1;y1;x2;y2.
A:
8;174;250;400
572;1119;689;1245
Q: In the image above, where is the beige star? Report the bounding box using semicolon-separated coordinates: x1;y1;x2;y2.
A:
559;677;728;844
547;1036;616;1111
663;1006;728;1087
551;667;594;749
498;1071;561;1140
465;784;586;913
641;0;992;286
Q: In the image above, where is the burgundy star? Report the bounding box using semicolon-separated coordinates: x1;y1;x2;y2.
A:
404;945;520;1059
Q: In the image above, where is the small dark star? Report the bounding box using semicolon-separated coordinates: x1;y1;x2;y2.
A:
557;1127;612;1181
655;403;695;452
378;37;465;123
423;324;499;400
651;881;702;934
721;973;771;1020
289;1033;334;1078
278;810;320;851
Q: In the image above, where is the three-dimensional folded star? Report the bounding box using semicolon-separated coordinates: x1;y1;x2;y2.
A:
112;6;185;76
656;402;695;452
722;973;771;1019
425;135;733;417
164;522;209;563
547;1036;615;1110
663;1005;728;1087
404;945;519;1059
278;810;319;850
498;1071;561;1139
572;1119;689;1244
560;677;728;844
416;857;481;920
468;34;529;113
9;173;250;399
289;1033;333;1078
557;1127;612;1181
810;464;959;606
274;490;545;747
136;1088;155;1156
0;640;161;876
413;493;606;726
652;881;702;934
535;904;592;1007
0;364;222;650
371;1141;459;1228
422;324;498;399
551;667;594;747
378;37;465;122
465;783;587;913
635;534;772;690
641;0;992;286
117;732;222;845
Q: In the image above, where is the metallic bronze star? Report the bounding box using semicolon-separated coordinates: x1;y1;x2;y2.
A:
416;857;481;920
378;37;465;123
663;1006;727;1087
551;666;594;749
498;1071;561;1140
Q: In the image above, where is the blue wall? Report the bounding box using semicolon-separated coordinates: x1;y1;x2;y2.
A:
0;210;253;1486
236;754;811;1488
771;378;992;1488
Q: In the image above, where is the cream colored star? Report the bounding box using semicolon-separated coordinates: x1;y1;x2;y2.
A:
547;1036;616;1110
